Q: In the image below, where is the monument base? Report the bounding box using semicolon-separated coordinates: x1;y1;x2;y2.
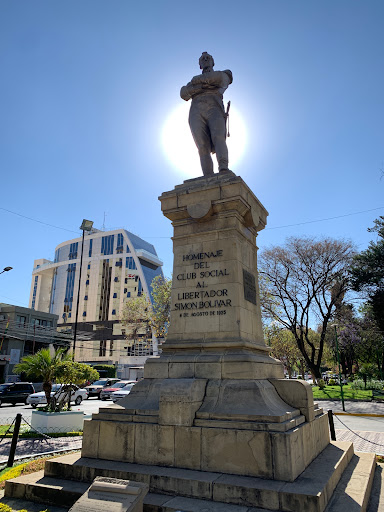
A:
4;442;376;512
80;375;329;482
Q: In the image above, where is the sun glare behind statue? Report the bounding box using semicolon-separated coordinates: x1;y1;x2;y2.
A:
162;102;247;178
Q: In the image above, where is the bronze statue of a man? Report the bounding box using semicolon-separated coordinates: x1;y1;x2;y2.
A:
180;52;233;177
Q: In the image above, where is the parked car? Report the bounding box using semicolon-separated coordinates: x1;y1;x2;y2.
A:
100;381;136;401
26;384;88;408
0;382;35;406
85;378;120;398
111;382;136;403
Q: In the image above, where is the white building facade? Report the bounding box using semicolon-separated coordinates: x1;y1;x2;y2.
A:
29;229;163;368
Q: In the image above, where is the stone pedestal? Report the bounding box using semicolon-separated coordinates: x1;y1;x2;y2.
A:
81;173;329;483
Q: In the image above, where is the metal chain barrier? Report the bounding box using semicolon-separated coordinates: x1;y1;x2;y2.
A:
20;415;52;440
0;413;83;467
333;412;384;448
0;416;17;445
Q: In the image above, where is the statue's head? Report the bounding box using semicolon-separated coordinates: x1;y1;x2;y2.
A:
199;52;214;70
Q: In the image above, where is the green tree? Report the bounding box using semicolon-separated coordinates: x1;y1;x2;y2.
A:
356;304;384;378
259;236;355;379
121;276;172;354
120;294;152;354
265;325;301;378
351;216;384;333
150;275;172;340
55;361;99;410
14;348;71;405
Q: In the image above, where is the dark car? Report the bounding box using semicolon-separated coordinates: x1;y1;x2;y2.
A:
0;382;35;406
85;378;120;398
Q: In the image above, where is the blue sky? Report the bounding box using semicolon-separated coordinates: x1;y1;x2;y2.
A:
0;0;383;308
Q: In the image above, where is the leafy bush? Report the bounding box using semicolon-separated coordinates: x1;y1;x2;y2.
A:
351;379;384;391
318;379;326;390
329;378;336;386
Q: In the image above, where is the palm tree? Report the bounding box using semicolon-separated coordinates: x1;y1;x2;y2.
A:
14;347;71;406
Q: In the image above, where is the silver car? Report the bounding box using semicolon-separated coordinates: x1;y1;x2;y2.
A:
27;384;88;408
111;382;136;403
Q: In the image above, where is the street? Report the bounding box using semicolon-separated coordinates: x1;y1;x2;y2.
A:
0;397;112;425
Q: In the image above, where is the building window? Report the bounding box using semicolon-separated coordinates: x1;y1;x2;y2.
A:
99;340;106;357
17;315;26;326
87;264;91;270
124;278;128;284
127;292;131;298
109;340;114;356
126;257;136;270
82;311;86;316
86;280;89;285
126;244;130;253
115;260;122;267
124;288;127;293
31;275;39;309
112;309;116;315
54;248;60;263
64;263;76;314
69;242;78;260
114;277;118;282
113;293;117;298
88;238;93;258
116;233;124;253
101;235;114;255
84;295;88;300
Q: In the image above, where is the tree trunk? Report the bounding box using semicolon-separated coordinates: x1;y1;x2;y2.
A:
42;381;52;408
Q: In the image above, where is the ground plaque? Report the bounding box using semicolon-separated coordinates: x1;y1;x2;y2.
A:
69;477;148;512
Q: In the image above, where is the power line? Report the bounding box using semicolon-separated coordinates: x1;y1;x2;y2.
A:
0;207;79;235
266;207;384;230
2;206;384;239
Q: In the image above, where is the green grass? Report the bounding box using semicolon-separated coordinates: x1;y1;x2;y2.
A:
0;425;83;437
312;384;372;401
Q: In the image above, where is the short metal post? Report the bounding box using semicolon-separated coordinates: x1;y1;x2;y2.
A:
7;413;22;467
328;410;336;441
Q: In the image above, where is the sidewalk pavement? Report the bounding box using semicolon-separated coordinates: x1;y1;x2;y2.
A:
316;399;384;416
318;399;384;455
0;436;82;465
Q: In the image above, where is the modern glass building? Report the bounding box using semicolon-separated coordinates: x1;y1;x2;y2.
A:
29;229;163;365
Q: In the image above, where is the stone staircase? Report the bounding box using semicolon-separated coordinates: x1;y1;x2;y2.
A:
2;441;376;512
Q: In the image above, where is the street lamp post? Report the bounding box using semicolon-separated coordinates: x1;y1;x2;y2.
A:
333;324;346;412
0;267;12;275
73;219;93;360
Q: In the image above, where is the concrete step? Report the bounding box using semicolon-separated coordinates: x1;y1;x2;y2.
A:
367;462;384;512
4;469;87;508
56;442;353;511
6;441;352;512
325;451;376;512
5;441;370;512
3;472;271;511
144;492;274;511
0;489;69;512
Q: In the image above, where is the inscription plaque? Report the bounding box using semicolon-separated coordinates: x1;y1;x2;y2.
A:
243;269;256;305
